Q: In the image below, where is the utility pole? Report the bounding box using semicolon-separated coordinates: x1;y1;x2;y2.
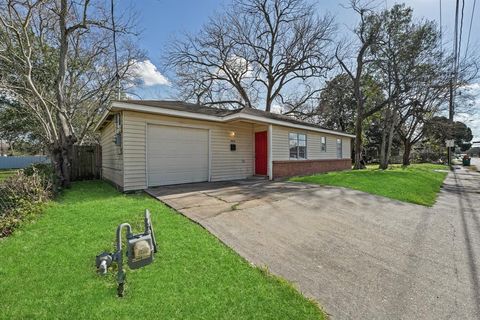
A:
111;0;120;100
448;78;454;166
448;0;460;167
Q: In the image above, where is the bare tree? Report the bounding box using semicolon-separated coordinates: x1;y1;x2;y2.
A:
394;67;451;166
0;0;141;187
166;0;335;112
370;4;444;169
397;56;478;165
397;98;441;166
336;2;448;169
336;1;384;169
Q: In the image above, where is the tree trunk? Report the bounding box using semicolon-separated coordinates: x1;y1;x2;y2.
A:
352;57;366;170
378;117;388;170
53;0;77;188
50;134;74;189
402;141;412;166
379;107;396;170
265;97;272;112
379;135;387;169
50;146;63;187
385;118;395;166
379;109;389;169
60;134;74;187
265;79;274;112
353;109;365;169
48;125;75;188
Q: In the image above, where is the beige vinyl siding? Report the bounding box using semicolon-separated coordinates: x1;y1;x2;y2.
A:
271;125;351;161
100;121;123;187
253;124;268;132
210;121;254;182
122;111;253;191
342;137;351;158
122;112;147;190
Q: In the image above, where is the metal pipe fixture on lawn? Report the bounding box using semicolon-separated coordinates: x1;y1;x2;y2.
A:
95;209;158;297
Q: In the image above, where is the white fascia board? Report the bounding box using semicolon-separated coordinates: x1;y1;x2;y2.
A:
223;113;356;138
93;108;112;132
98;101;356;138
111;101;224;122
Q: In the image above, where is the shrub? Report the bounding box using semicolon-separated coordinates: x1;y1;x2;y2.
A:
23;163;59;189
0;166;54;237
23;162;54;178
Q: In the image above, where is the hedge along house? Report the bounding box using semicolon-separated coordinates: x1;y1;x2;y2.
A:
95;100;354;192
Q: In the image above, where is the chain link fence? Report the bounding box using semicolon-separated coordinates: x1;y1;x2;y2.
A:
0;184;16;216
0;170;20;216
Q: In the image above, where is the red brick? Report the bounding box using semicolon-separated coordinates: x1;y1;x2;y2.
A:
273;159;351;178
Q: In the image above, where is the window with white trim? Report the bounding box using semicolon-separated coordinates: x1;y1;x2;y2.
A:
321;136;326;152
289;133;307;159
336;138;342;159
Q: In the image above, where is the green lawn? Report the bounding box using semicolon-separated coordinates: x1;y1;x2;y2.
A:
290;163;448;206
0;169;17;182
0;181;324;320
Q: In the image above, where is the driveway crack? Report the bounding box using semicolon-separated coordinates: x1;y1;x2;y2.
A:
199;191;230;204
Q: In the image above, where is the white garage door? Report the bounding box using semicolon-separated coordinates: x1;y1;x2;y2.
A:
147;124;209;186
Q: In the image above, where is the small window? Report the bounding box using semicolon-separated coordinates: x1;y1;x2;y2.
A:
289;133;307;160
336;138;342;159
321;136;326;152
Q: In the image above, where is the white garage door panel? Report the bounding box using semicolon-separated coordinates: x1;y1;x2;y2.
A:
147;125;209;186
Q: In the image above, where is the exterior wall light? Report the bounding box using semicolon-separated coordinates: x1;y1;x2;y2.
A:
229;131;236;138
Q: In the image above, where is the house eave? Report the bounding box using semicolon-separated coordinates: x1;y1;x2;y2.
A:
223;113;356;138
94;108;114;132
95;101;356;138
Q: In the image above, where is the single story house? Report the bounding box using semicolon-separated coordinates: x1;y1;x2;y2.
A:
95;100;354;191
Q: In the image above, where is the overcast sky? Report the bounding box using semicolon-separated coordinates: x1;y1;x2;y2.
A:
118;0;480;143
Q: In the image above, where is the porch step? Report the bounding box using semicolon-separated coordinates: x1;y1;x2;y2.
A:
247;175;269;180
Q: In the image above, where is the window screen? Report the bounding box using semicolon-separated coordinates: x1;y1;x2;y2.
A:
289;133;307;159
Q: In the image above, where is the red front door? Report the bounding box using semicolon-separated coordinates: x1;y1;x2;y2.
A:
255;131;268;175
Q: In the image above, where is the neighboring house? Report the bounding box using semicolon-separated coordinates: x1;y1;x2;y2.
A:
466;146;480;157
95;100;354;191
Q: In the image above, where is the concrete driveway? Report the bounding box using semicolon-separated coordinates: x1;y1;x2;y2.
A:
146;168;480;320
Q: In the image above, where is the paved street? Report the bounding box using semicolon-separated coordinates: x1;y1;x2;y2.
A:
148;166;480;319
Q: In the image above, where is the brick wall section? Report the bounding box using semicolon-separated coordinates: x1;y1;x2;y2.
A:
272;159;351;178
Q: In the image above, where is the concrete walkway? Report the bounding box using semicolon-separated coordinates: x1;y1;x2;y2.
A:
147;168;480;320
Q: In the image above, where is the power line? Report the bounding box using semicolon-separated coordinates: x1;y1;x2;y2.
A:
439;0;442;52
458;0;465;66
453;0;459;76
450;0;460;123
464;0;477;59
447;0;458;166
111;0;120;100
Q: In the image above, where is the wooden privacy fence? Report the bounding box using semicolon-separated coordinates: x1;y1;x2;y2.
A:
70;145;102;181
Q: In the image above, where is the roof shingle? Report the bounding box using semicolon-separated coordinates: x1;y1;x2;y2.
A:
114;99;352;136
